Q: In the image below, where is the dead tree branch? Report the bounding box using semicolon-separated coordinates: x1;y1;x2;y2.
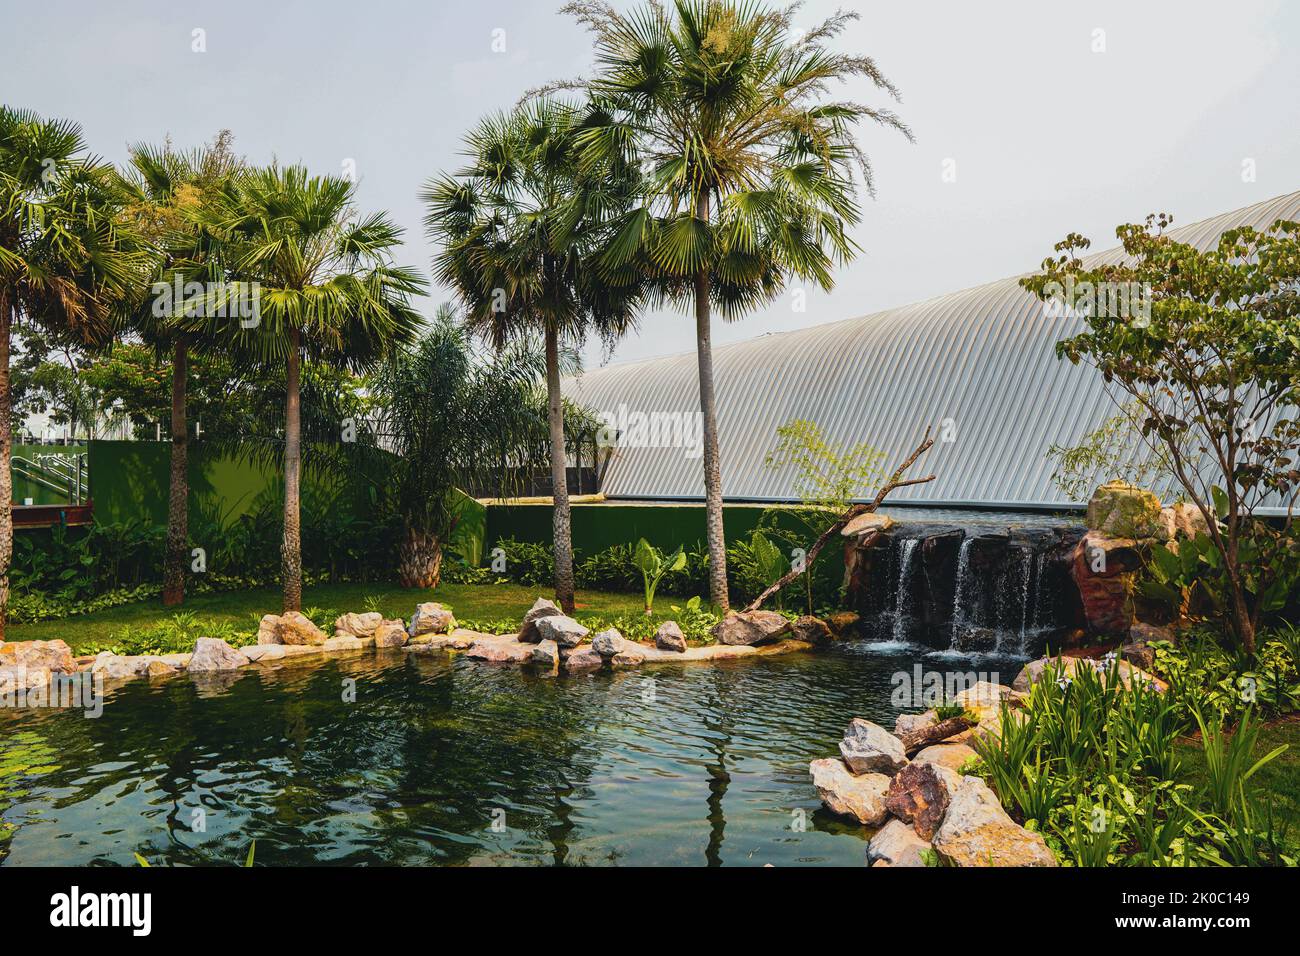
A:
743;429;937;612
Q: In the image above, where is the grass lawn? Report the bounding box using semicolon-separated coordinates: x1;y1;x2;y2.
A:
7;581;651;653
1176;714;1300;832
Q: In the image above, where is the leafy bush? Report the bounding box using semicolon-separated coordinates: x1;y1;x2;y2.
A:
1150;626;1299;725
80;612;258;657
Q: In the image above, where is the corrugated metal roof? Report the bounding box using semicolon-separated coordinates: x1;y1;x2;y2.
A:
567;190;1300;512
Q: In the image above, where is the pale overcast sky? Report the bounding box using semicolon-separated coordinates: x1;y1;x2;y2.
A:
3;0;1296;370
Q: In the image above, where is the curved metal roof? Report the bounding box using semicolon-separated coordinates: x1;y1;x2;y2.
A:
567;190;1300;511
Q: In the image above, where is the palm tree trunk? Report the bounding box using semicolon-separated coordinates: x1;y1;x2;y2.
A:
282;329;303;612
162;336;188;607
398;526;443;589
694;192;729;611
0;289;12;640
545;325;576;612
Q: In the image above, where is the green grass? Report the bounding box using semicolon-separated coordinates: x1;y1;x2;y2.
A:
1176;715;1300;831
6;581;650;653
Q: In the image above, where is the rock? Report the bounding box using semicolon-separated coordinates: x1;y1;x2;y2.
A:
90;653;142;681
563;646;604;674
867;818;932;867
257;615;282;645
611;645;647;668
791;615;833;645
1086;481;1165;540
711;610;791;646
535;615;589;648
188;638;250;673
334;611;383;639
0;665;52;692
0;639;76;674
323;635;365;652
276;611;328;646
885;762;952;840
517;597;561;643
408;602;455;638
466;637;533;664
1071;532;1143;635
913;742;979;774
1166;502;1210;539
1012;655;1168;694
529;639;559;669
932;776;1058;867
591;628;627;658
809;758;890;825
825;611;860;638
952;626;998;652
840;512;895;537
838;718;908;775
654;621;688;653
243;644;285;663
143;659;177;679
895;713;933;737
373;621;409;648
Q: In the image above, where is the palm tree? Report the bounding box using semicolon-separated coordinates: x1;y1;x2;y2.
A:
190;165;424;611
425;99;642;612
369;304;552;587
118;132;241;607
0;107;143;637
566;0;911;610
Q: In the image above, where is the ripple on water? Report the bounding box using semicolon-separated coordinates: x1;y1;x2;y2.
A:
0;644;997;866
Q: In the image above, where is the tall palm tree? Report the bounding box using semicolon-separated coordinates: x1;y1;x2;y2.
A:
0;107;143;637
190;164;424;611
567;0;911;610
118;132;241;607
425;99;642;612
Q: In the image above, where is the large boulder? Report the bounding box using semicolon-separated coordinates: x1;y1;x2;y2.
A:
188;638;250;673
654;621;688;653
408;602;455;638
1070;532;1143;635
1086;481;1165;540
256;615;282;645
563;646;604;674
885;762;952;840
825;610;860;638
536;615;589;649
1166;502;1210;539
711;610;791;646
838;718;908;775
840;512;894;538
276;611;328;646
373;620;409;648
932;776;1058;867
791;615;833;645
591;628;628;659
809;758;890;826
334;611;383;639
0;638;75;674
867;818;932;867
517;598;562;643
529;639;559;670
466;637;533;664
1012;655;1168;694
913;742;979;775
90;653;145;681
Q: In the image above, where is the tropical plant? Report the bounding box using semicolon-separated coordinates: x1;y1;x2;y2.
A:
632;537;687;614
426;98;643;612
566;0;912;609
0;106;145;636
117;131;243;607
188;164;424;610
368;307;550;588
1021;213;1300;654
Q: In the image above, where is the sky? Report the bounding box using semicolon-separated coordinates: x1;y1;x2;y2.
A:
3;0;1297;371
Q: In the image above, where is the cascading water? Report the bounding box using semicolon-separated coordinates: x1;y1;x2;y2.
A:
947;538;974;650
890;538;920;643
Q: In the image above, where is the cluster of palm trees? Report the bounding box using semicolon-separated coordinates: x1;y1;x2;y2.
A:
0;0;907;635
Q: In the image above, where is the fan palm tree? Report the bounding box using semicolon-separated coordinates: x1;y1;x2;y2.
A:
0;106;143;636
425;99;643;612
566;0;912;610
189;164;424;611
117;132;242;607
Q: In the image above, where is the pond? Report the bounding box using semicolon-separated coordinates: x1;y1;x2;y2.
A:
0;643;1025;867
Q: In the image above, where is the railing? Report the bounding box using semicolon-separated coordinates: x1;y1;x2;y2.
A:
11;452;88;504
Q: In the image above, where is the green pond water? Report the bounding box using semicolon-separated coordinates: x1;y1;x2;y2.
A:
0;643;1021;866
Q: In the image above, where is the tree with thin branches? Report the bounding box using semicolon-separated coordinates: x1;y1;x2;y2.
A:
564;0;911;610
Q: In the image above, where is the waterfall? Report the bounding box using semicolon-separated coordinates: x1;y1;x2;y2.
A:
947;537;974;649
1017;548;1041;653
890;538;920;643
